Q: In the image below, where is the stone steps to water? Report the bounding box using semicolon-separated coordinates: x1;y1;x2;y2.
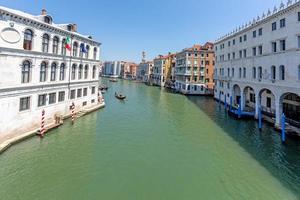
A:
76;111;87;118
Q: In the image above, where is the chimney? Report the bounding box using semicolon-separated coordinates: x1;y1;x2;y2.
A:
71;24;77;32
41;9;47;15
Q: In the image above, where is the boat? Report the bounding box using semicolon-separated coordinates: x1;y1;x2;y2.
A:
109;78;118;82
99;85;108;91
115;92;126;100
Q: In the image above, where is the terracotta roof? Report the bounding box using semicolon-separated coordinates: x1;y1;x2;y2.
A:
181;42;214;52
154;53;176;60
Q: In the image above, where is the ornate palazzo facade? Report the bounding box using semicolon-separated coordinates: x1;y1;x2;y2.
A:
0;6;104;136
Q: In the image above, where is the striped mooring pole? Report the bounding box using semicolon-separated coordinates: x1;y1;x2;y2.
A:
71;102;75;124
40;109;45;137
99;93;104;104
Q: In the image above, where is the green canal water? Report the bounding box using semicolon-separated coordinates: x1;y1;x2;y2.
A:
1;79;300;200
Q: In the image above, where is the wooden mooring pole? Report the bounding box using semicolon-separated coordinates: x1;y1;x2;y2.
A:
238;99;241;119
224;95;227;110
230;96;232;112
281;113;286;144
258;107;262;131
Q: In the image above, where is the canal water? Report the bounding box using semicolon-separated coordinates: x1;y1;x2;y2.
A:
0;79;300;200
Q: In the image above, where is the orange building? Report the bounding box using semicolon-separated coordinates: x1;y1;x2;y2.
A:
203;42;215;89
121;62;138;79
175;42;215;95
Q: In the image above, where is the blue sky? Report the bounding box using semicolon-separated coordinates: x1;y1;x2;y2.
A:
1;0;282;62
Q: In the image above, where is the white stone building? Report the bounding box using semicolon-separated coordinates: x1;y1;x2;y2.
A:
152;56;166;87
0;6;104;137
214;1;300;129
102;61;122;78
136;61;153;82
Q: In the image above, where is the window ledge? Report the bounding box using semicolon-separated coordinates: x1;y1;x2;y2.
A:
18;109;31;114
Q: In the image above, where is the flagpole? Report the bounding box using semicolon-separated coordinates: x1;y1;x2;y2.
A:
68;35;73;100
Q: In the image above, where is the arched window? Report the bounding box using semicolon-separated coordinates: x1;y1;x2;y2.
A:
271;65;276;80
258;66;262;79
40;61;47;82
42;34;50;53
231;68;234;77
60;63;65;81
61;38;66;55
23;29;33;50
93;47;97;60
92;65;97;79
73;42;78;57
79;43;84;58
52;36;59;54
243;67;246;78
86;45;90;59
84;65;89;79
78;64;83;79
252;67;256;79
279;65;285;80
239;67;242;78
227;68;230;77
21;60;31;83
71;64;77;80
50;63;57;81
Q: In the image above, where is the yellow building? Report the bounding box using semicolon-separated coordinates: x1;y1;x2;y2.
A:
164;53;176;88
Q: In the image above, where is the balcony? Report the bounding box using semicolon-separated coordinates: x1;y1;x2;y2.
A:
175;70;189;75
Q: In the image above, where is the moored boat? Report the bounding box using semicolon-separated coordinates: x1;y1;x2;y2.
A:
109;78;118;82
99;85;108;91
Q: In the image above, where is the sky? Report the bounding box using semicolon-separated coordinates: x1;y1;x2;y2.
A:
1;0;282;62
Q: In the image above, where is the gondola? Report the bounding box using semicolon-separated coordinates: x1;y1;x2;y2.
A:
115;92;126;100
